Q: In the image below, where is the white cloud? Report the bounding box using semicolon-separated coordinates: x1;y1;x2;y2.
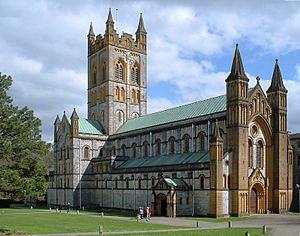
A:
1;0;300;142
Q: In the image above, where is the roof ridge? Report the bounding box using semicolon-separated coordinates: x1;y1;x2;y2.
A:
135;94;226;120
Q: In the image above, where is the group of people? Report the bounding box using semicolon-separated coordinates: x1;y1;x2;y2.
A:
137;206;152;221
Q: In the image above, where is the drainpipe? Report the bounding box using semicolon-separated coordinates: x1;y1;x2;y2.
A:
192;170;195;216
191;124;195;152
134;174;136;210
207;120;210;150
79;139;81;209
150;132;153;157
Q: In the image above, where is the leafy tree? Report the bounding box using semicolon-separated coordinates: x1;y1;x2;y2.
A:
0;73;49;201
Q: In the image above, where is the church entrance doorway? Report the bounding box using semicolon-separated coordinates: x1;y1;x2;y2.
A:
249;183;265;214
250;188;257;213
155;194;167;216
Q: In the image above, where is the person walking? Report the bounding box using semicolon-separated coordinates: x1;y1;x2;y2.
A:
139;207;144;220
146;207;150;221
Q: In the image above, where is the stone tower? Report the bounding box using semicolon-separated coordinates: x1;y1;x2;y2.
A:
226;45;249;216
267;59;292;213
87;9;147;135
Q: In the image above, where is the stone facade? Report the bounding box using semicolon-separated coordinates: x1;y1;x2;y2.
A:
291;133;300;211
47;9;293;217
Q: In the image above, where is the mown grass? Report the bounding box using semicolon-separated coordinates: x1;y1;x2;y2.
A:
102;228;269;236
0;210;177;234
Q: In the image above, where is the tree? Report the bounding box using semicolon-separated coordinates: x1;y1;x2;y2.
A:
0;73;49;201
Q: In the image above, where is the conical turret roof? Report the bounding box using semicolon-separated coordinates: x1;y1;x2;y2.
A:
226;44;248;81
267;59;287;93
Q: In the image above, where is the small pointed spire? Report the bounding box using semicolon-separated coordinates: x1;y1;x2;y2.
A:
88;22;95;36
267;59;287;93
211;119;223;143
106;8;114;24
71;108;79;120
136;13;146;33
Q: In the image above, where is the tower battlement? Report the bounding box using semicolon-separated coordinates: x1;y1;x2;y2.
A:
88;10;147;56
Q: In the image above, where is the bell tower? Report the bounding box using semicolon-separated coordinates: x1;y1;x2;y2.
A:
226;44;249;216
87;9;147;135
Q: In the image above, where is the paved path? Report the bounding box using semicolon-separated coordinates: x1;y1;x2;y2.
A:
34;213;300;236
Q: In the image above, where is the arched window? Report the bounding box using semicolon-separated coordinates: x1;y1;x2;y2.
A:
104;179;108;189
131;64;139;84
183;134;190;153
115;61;124;81
115;64;119;80
257;140;264;168
120;87;125;101
138;177;142;189
121;144;126;157
99;148;103;157
114;178;118;189
143;141;148;158
168;137;175;154
93;66;97;85
125;178;129;189
115;86;120;101
117;110;124;124
102;62;106;81
83;146;90;159
199;175;204;189
155;139;161;156
131;89;137;103
248;139;253;168
151;176;156;188
197;132;205;151
131;143;137;159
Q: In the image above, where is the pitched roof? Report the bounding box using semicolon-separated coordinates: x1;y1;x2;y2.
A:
117;95;226;134
117;151;210;169
78;119;104;135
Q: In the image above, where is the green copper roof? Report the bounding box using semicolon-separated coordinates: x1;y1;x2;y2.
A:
117;95;226;134
78;119;104;135
117;151;210;169
164;178;187;187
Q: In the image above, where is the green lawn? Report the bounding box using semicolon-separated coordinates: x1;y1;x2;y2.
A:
0;211;177;234
181;216;254;222
106;228;269;236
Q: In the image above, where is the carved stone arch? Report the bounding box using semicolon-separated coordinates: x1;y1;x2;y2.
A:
131;62;140;85
115;58;126;82
249;114;272;146
197;131;206;151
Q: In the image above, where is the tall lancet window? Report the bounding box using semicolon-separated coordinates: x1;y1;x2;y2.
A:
131;65;139;84
115;64;119;80
248;139;253;168
115;61;124;81
256;140;264;168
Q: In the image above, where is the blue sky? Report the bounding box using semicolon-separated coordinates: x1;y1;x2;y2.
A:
0;0;300;141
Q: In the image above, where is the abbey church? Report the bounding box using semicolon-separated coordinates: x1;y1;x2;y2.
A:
47;9;293;217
